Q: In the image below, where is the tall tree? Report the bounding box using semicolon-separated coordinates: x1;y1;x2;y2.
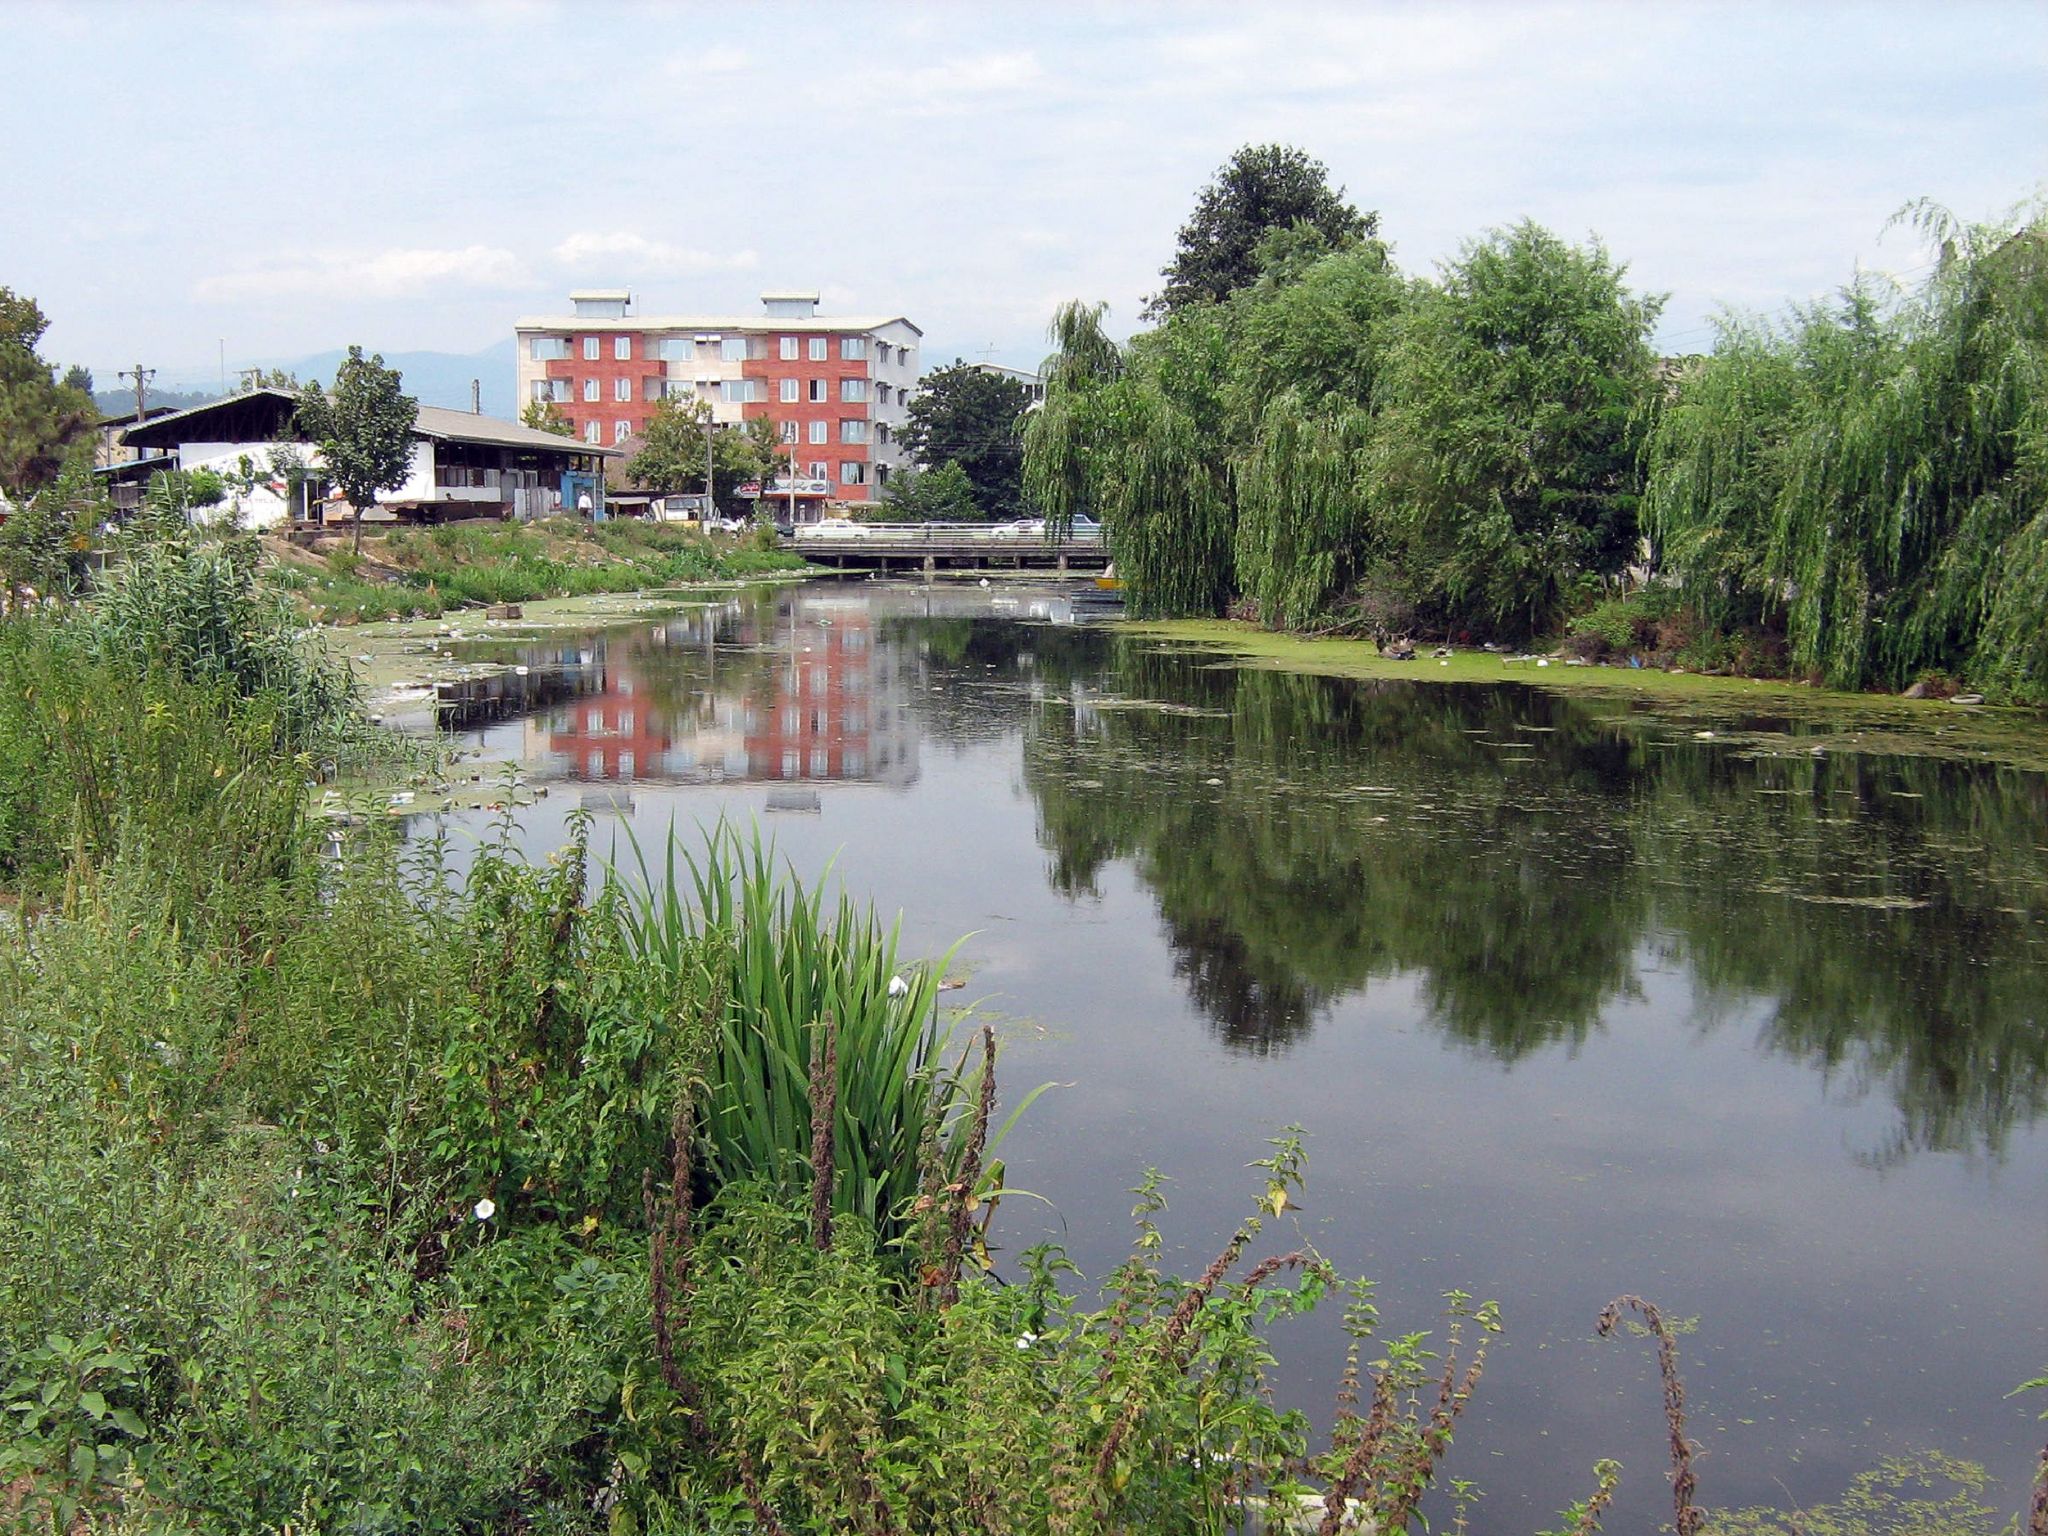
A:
61;364;93;395
1146;144;1375;320
884;459;981;522
0;286;95;496
520;399;574;437
627;395;777;513
1644;202;2048;696
1372;222;1661;637
294;347;419;555
898;362;1031;517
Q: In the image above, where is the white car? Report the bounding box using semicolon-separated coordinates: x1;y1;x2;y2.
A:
994;517;1047;539
796;517;869;538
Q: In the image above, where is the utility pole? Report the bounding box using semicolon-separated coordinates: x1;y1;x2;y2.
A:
703;410;715;525
787;443;797;526
117;363;155;425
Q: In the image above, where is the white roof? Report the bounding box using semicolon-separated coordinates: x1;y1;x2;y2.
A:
516;312;921;337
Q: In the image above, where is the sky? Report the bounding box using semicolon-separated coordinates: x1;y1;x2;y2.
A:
6;0;2044;392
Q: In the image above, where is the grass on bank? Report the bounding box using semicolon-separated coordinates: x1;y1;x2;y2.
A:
264;516;810;624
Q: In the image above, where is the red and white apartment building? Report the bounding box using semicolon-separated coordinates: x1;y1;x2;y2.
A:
513;289;920;510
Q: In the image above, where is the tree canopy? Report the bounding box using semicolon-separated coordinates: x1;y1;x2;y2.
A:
520;399;574;437
0;286;96;497
294;347;418;553
884;459;981;522
898;361;1032;517
1146;144;1375;320
1032;186;2048;700
626;395;779;513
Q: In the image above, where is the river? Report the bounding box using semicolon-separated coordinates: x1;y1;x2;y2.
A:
404;578;2048;1531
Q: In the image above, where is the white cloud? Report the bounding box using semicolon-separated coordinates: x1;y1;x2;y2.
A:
551;232;759;274
894;49;1044;115
195;246;531;303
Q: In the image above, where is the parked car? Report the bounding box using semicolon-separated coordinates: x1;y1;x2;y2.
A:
994;517;1047;539
796;516;869;539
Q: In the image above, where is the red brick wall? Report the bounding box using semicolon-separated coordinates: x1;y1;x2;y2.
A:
544;332;667;444
744;334;873;502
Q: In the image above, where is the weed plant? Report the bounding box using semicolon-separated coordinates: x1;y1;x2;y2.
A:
269;516;808;623
5;555;2045;1532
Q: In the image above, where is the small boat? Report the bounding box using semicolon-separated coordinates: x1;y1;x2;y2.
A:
1095;563;1124;591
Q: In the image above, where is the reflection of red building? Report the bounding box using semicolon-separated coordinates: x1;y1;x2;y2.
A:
525;598;917;787
743;608;877;781
546;672;675;782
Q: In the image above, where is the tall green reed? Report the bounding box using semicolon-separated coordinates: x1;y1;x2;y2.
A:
614;820;1038;1245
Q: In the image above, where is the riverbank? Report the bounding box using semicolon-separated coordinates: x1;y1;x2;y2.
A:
1127;617;2048;772
262;515;810;624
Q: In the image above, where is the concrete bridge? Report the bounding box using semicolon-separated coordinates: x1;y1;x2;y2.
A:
785;523;1111;574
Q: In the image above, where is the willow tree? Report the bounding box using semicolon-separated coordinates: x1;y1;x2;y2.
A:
1371;222;1662;638
1230;241;1408;628
1025;301;1237;618
1644;202;2048;696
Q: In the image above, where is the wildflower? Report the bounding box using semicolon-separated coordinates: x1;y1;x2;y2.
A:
473;1198;496;1222
887;974;910;998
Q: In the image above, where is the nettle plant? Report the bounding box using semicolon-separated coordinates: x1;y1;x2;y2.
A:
1;1329;154;1530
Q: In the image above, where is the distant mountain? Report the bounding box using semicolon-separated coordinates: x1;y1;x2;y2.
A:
144;339;519;418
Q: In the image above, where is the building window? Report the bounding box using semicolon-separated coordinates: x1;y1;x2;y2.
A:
876;383;890;405
720;379;763;403
614;335;632;360
584;421;602;444
615;377;631;401
809;420;828;444
876;423;890;445
658;337;691;362
583;336;600;360
583;378;600;402
779;420;798;443
614;420;631;444
531;336;570;361
841;461;867;486
840;419;868;444
804;379;822;402
808;460;828;480
841;378;868;403
644;377;668;401
808;337;827;361
841;337;868;361
780;335;798;360
780;378;799;403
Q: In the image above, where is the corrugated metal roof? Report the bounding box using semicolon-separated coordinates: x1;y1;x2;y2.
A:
119;387;620;457
414;404;623;455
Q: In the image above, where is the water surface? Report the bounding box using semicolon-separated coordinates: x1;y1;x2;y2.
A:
415;580;2048;1530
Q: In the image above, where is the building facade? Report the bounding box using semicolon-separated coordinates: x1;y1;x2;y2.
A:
119;389;617;528
513;289;920;506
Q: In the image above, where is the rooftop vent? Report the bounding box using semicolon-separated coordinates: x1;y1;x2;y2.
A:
570;289;633;319
761;289;820;320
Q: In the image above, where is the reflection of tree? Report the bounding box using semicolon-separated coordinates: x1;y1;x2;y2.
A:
1019;634;2048;1161
1634;751;2048;1164
1025;646;1648;1056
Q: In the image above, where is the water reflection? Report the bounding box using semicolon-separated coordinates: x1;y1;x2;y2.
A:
447;592;923;789
1020;640;2048;1161
441;585;2048;1165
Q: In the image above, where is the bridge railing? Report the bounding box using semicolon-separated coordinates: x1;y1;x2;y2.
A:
789;522;1102;546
